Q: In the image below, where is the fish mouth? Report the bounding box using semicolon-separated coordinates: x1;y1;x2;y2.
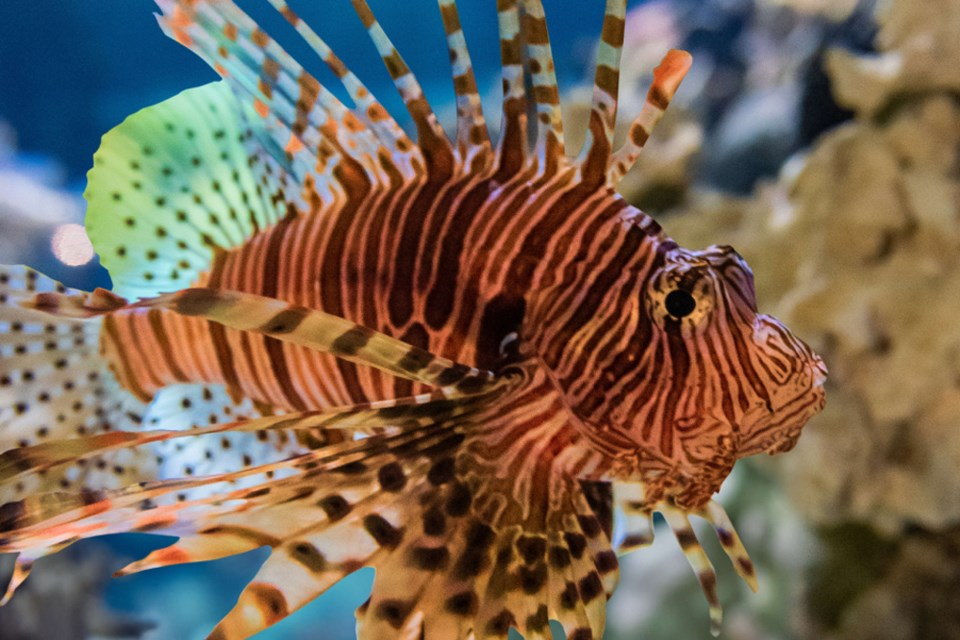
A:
811;354;828;388
739;356;827;457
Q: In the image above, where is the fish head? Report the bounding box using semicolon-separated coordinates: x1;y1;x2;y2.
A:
530;239;825;486
640;243;827;461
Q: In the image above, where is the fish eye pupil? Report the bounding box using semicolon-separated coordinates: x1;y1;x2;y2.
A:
665;290;696;318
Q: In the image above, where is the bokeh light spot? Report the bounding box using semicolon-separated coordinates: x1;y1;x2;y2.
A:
51;223;94;266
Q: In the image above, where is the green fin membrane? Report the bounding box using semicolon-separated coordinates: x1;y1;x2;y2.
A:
84;81;296;299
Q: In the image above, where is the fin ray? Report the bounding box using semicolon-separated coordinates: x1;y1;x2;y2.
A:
521;0;566;170
136;288;495;389
84;81;296;299
577;0;626;175
607;49;692;185
350;0;452;160
437;0;491;161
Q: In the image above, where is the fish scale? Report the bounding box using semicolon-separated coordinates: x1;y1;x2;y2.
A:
0;0;827;638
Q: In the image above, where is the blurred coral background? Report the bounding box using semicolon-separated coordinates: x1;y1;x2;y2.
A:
1;0;958;638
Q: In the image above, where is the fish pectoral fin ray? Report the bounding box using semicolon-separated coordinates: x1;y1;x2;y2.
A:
612;481;655;554
346;374;619;640
0;388;497;509
137;287;494;389
351;470;618;640
0;266;158;508
17;284;495;392
0;390;495;586
612;483;759;636
660;503;724;636
167;399;499;639
697;499;758;592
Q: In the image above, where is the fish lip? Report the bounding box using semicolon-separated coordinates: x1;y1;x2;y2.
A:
737;360;827;456
812;355;828;388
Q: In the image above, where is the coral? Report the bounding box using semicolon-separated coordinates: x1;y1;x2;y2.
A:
761;0;861;21
826;0;960;117
807;525;960;640
634;0;960;635
664;0;960;534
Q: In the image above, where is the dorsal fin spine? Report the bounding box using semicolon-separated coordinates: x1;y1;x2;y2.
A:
350;0;452;157
157;1;386;186
197;4;382;162
607;49;692;185
263;0;423;181
577;0;626;174
495;0;529;176
520;0;566;173
437;0;492;165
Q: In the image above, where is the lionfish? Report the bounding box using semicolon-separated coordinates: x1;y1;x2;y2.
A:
0;0;826;638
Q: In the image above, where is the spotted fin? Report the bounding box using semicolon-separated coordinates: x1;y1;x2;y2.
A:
0;266;161;601
0;266;155;505
145;383;312;502
0;390;488;633
0;365;617;640
84;80;296;300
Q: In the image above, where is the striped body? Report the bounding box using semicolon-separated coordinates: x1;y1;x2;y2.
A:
102;170;637;410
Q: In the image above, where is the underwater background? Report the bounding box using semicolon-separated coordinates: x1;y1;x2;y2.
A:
1;0;959;638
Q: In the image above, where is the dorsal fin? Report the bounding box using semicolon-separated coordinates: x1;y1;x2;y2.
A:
155;0;391;186
437;0;492;164
607;49;692;186
521;0;566;174
263;0;424;180
350;0;454;170
577;0;627;181
495;0;529;177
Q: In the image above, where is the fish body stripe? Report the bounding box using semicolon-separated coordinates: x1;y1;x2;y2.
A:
105;171;653;411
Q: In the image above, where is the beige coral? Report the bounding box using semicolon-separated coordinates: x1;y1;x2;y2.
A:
827;0;960;116
666;34;960;534
760;0;860;21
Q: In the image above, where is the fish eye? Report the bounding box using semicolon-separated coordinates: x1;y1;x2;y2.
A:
665;290;696;318
646;263;715;330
